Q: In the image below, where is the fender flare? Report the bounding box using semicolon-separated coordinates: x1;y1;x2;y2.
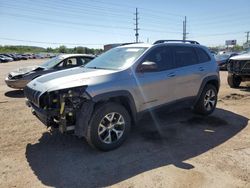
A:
92;90;137;122
194;75;220;106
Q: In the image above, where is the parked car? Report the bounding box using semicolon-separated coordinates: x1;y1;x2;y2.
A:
0;54;18;61
5;54;95;89
24;40;220;151
215;52;238;70
227;53;250;88
13;54;24;61
0;55;13;62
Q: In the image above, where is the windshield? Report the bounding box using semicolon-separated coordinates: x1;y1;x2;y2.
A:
39;56;63;68
85;47;147;70
215;54;230;60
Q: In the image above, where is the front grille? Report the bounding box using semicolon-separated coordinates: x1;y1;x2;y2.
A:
229;60;250;74
242;61;250;70
24;86;41;107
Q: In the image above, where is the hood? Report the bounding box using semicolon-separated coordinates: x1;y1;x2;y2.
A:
27;67;117;93
230;53;250;61
215;57;227;62
9;66;43;77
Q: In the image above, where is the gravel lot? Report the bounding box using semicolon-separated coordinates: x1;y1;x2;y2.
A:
0;59;249;188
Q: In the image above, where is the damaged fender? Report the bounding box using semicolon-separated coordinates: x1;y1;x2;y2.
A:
75;100;94;137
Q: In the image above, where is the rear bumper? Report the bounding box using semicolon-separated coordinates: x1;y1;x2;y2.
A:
5;78;30;89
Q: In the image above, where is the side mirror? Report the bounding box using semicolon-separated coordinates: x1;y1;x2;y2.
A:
138;61;158;72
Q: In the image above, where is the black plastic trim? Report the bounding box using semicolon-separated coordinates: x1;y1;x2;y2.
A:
92;90;137;122
193;75;220;106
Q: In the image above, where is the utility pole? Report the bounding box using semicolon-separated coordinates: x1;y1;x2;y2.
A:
183;16;187;41
134;8;139;43
246;31;250;43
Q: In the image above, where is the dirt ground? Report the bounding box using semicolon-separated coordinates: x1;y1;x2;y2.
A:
0;59;249;188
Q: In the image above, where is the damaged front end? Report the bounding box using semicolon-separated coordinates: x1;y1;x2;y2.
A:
25;86;94;137
228;60;250;75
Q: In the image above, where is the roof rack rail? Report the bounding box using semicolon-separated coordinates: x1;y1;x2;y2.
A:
153;40;200;45
120;42;142;46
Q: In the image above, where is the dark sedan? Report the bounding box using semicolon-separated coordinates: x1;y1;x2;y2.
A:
5;54;95;89
215;52;238;70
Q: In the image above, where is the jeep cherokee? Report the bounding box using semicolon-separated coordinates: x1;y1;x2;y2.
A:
24;40;220;151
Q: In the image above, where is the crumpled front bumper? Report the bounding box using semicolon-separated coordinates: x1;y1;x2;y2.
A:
26;100;54;127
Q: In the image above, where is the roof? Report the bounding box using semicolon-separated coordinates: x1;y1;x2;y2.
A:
118;43;152;48
59;54;95;59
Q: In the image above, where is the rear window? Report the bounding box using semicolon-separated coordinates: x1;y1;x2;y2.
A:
195;48;211;63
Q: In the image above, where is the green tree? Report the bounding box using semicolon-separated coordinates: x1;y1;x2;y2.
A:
232;45;243;52
58;45;67;53
46;47;53;52
75;46;85;54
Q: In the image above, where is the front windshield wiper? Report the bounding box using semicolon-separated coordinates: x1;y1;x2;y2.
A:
86;66;101;69
86;66;118;70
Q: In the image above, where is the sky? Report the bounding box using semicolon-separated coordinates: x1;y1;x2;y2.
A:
0;0;250;49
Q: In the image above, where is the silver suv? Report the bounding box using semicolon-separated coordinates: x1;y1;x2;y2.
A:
24;40;220;151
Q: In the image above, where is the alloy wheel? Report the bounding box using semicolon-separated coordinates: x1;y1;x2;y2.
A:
98;112;125;144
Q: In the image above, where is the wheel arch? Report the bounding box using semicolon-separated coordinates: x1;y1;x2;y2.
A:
92;90;137;123
194;75;220;106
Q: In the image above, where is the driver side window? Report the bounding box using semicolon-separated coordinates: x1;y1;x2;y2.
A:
142;46;174;71
57;57;78;68
64;58;77;67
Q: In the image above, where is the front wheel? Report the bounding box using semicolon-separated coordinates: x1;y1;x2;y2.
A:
86;102;131;151
194;84;218;115
227;73;241;88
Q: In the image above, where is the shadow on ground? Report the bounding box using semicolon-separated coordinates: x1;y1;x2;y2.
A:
239;85;250;92
25;108;248;188
4;90;24;98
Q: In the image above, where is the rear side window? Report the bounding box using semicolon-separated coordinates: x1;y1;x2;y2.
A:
173;46;198;67
195;47;211;63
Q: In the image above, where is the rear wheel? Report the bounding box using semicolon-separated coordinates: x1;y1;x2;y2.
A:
86;102;131;151
194;84;218;115
227;73;241;88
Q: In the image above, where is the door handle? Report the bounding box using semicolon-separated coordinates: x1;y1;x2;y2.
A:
167;72;176;77
199;67;205;71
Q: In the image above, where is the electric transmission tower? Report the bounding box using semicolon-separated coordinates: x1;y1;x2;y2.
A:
183;16;188;41
134;8;139;43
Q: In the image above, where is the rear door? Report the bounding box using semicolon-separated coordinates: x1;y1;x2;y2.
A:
173;46;209;99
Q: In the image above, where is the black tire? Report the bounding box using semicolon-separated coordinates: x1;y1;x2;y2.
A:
86;102;131;151
194;84;218;115
227;73;241;88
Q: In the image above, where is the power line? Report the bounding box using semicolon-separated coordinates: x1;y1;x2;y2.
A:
72;0;184;18
191;31;246;38
2;12;182;35
1;12;133;30
0;37;104;46
3;0;183;26
0;4;133;24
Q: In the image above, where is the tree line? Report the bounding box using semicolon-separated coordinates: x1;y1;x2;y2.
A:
0;45;103;55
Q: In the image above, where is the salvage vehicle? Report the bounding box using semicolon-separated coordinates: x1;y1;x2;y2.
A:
5;54;95;89
227;52;250;88
215;52;238;70
24;40;220;151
